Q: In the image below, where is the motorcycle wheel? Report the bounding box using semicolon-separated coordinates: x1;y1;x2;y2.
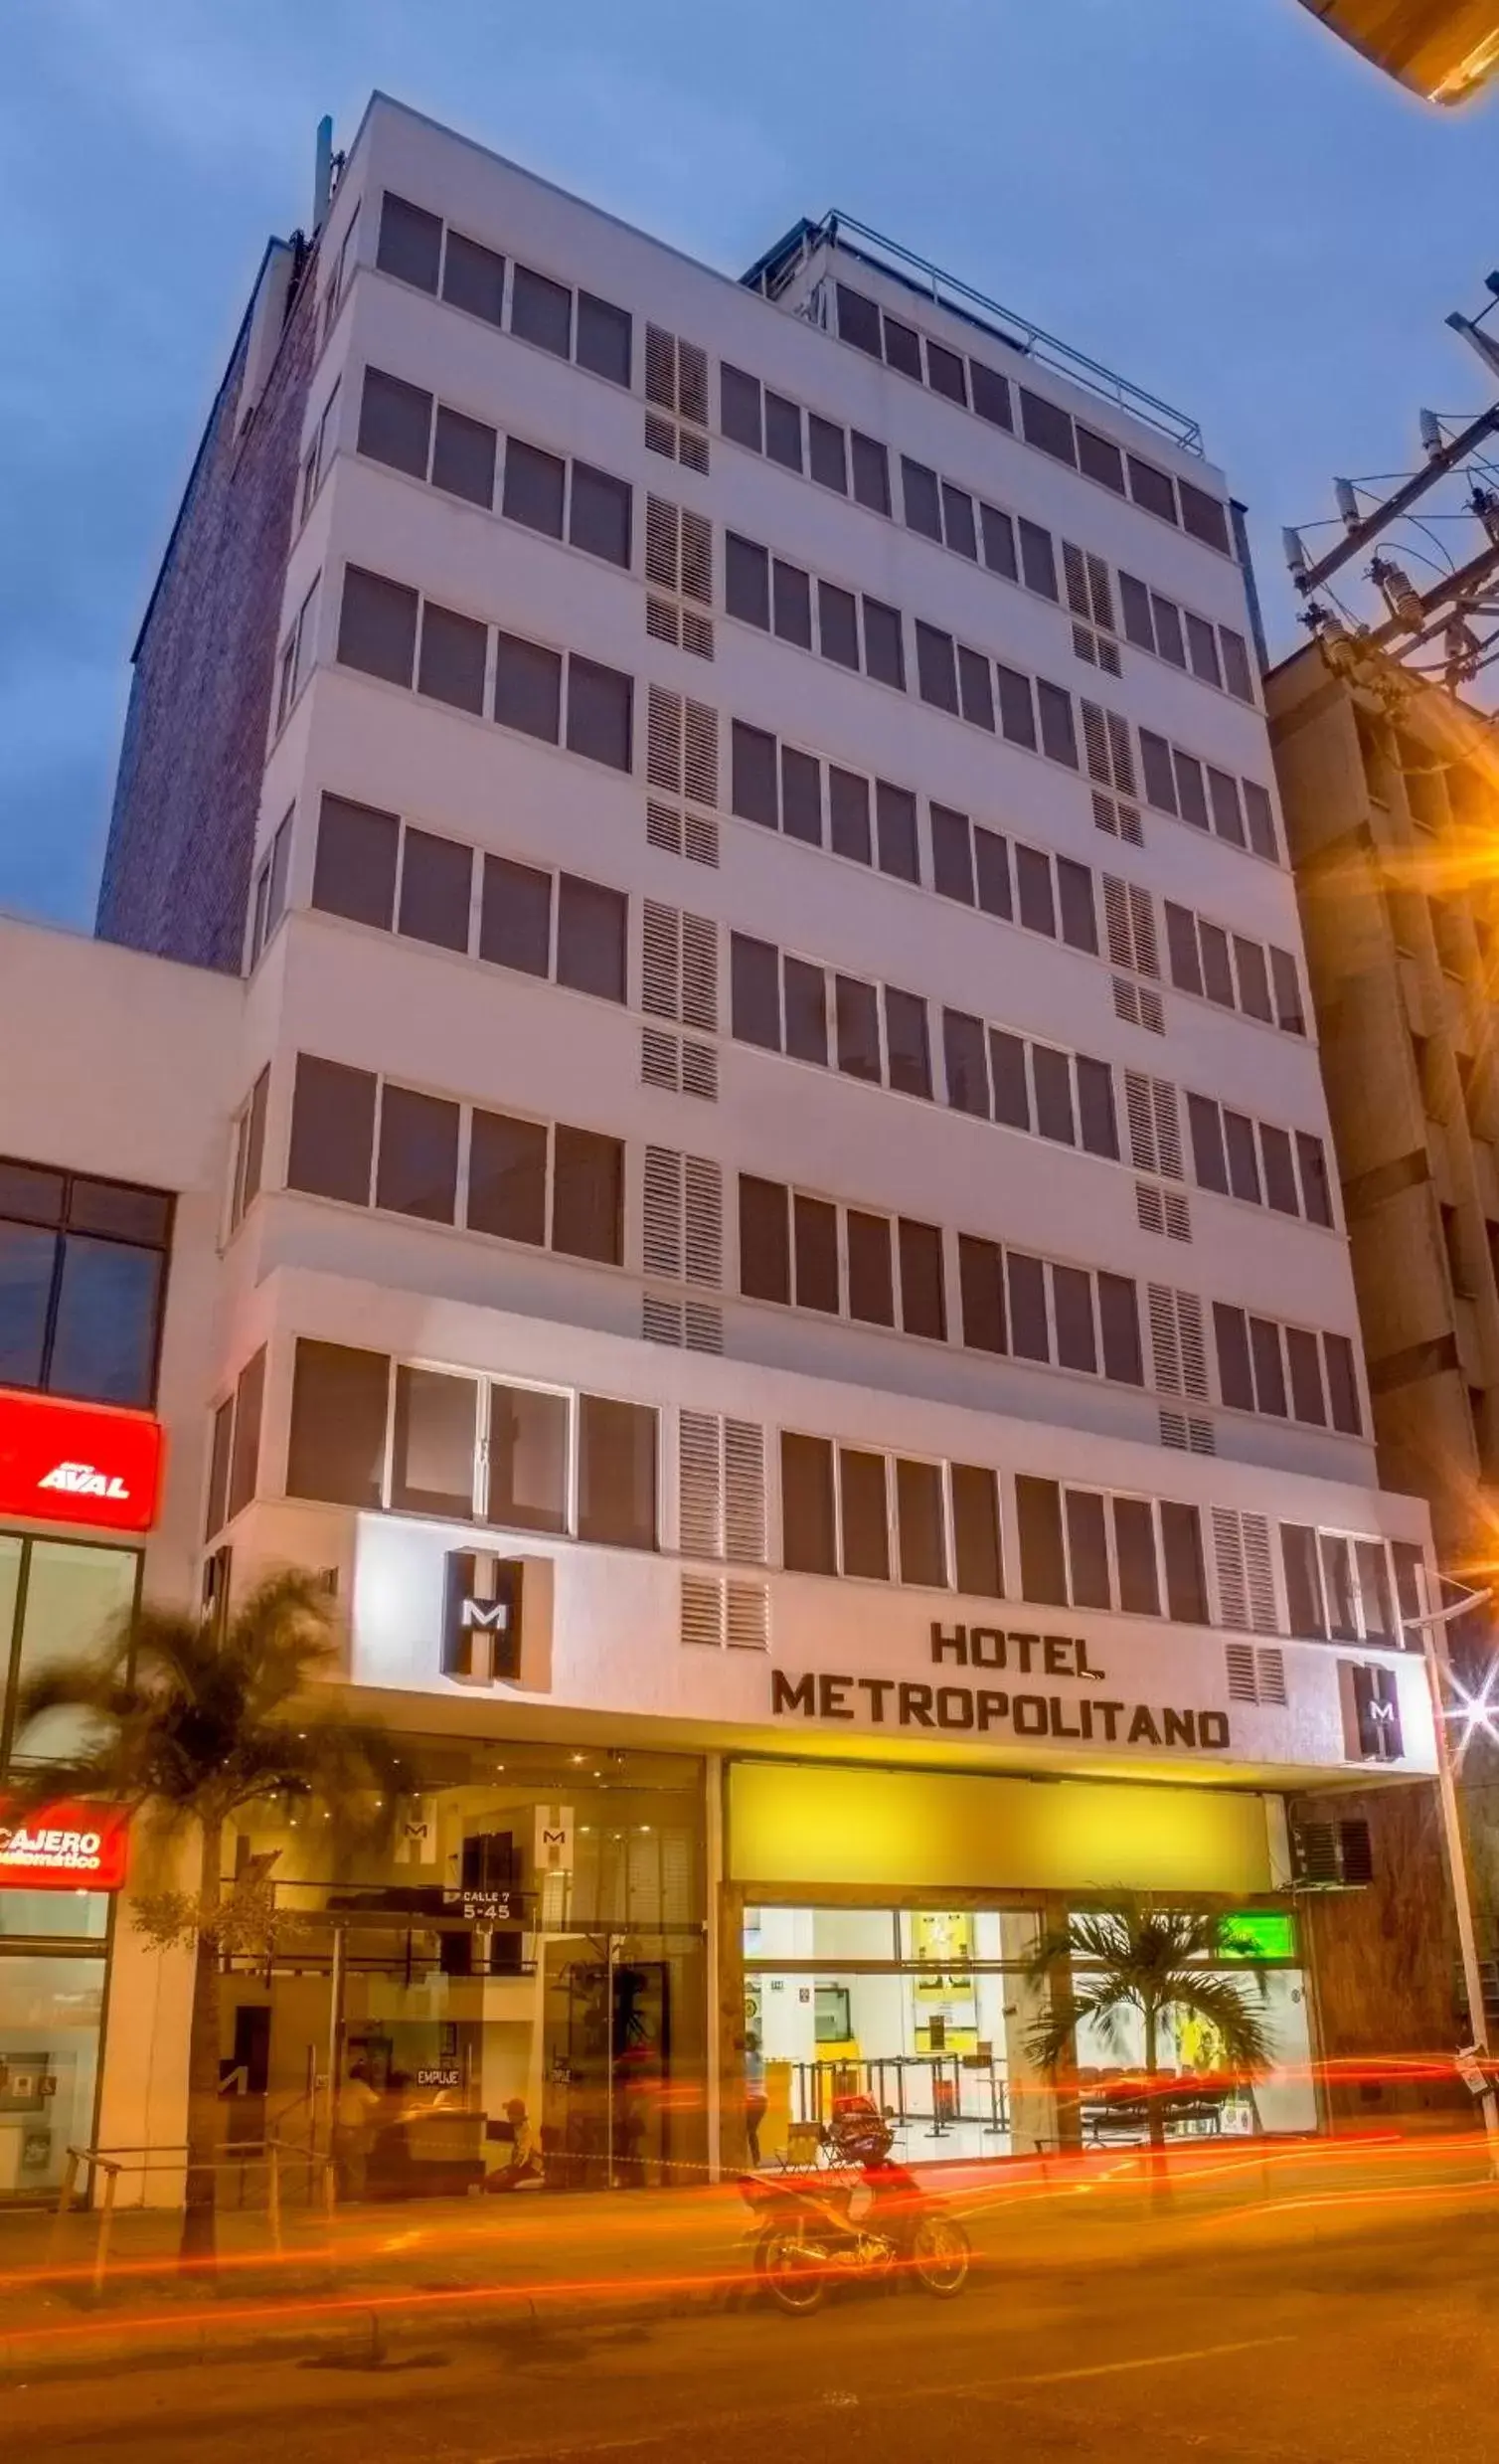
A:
910;2212;970;2298
756;2221;829;2315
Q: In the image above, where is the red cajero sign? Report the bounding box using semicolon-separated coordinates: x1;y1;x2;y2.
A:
0;1389;163;1534
0;1803;130;1890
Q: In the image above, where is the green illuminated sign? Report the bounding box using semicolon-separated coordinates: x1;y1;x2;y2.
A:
1221;1910;1297;1963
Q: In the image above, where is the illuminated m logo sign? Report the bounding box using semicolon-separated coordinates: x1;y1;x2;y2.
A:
442;1552;524;1684
1348;1663;1404;1763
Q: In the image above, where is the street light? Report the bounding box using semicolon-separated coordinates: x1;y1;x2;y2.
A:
1402;1578;1499;2164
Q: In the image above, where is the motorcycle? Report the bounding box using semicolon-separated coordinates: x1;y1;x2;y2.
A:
740;2096;971;2316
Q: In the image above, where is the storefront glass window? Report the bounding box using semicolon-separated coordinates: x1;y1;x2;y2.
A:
4;1538;138;1766
0;1952;105;2197
0;1891;108;1942
221;1736;706;2198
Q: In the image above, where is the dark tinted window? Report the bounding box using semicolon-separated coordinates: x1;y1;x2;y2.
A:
416;602;487;714
1214;1303;1255;1410
897;1458;946;1586
793;1194;839;1313
1077;1057;1118;1158
1287;1325;1326;1425
1179;479;1232;553
931;805;975;904
720;364;761;449
1281;1524;1326;1640
885;989;931;1099
1250;1318;1288;1413
781;1432;836;1572
898;1219;946;1339
1053;1265;1096;1372
951;1465;1003;1597
376;1085;460;1223
1077;426;1125;493
846;1209;894;1326
1032;1045;1075;1144
567;657;632;771
1016;1476;1068;1604
980;502;1017;579
338;567;417;686
1097;1274;1142;1384
552;1127;623;1263
1325;1333;1362;1435
1020;390;1075;465
840;1448;890;1578
836;284;882;355
430;405;497;507
286;1338;390;1507
882;315;922;381
493;632;562;742
944;1010;988;1117
1140;731;1178;810
570;462;631;566
1261;1125;1299;1215
995;665;1036;748
1128;455;1177;521
1015;845;1055;938
312;793;399;929
0;1225;56;1388
1165;903;1203;996
957;646;995;732
732;935;781;1050
503;440;566;536
1162;1502;1208;1624
50;1240;162;1408
916;622;958;713
441;229;505;324
1270;949;1305;1035
467;1111;547;1245
780;745;820;842
990;1031;1029;1130
808;416;847;492
876;784;919;883
1225;1111;1261;1204
1037;680;1078;768
1066;1490;1110;1608
1188;1094;1229;1194
740;1175;790;1304
377;192;441;291
1057;858;1096;953
576;290;631;385
970;363;1011;429
726;534;770;627
358;367;431;477
784;960;829;1069
287;1055;376;1204
829;768;871;863
1200;922;1236;1007
902;458;942;541
818;582;860;669
863;599;906;689
835;976;882;1081
764;391;802;470
398;826;472;952
578;1397;656;1549
1243;781;1277;859
1113;1496;1160;1615
731;721;778;826
925;338;966;403
958;1235;1006;1353
773;560;813;649
975;827;1012;919
1174;753;1210;831
556;875;627;1001
392;1366;477;1519
511;264;572;356
942;484;978;560
480;856;552;975
1297;1134;1334;1229
850;433;891;513
487;1383;570;1532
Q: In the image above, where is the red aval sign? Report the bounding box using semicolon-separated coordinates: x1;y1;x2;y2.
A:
0;1803;130;1890
0;1389;162;1534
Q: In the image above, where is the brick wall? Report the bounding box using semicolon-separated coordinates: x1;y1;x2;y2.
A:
95;235;316;973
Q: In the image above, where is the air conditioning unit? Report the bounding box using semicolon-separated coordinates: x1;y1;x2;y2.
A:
1290;1817;1375;1889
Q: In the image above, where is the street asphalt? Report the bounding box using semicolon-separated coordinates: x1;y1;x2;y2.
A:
8;2197;1499;2462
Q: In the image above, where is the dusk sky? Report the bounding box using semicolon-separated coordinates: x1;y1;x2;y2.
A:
3;0;1495;930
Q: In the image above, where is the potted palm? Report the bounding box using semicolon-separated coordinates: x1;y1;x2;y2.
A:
10;1569;397;2267
1024;1900;1277;2186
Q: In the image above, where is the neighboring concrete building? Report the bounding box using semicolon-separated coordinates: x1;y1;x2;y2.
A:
0;918;240;2198
5;95;1457;2201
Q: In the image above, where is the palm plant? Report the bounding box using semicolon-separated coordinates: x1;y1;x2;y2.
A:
10;1570;398;2267
1024;1900;1277;2167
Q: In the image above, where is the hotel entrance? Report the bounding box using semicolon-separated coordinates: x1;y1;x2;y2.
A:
726;1757;1321;2164
222;1735;709;2196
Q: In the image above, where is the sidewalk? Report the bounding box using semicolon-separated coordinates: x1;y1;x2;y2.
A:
1;2133;1494;2382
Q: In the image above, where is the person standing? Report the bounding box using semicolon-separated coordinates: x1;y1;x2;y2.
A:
744;2032;768;2167
332;2058;381;2202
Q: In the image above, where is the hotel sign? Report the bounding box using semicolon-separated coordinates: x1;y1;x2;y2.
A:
0;1389;162;1535
770;1621;1232;1753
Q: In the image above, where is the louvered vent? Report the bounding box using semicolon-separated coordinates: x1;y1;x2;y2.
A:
676;1410;767;1564
1124;1075;1183;1178
643;1025;721;1101
646;800;721;867
1159;1409;1216;1454
1212;1508;1278;1632
642;1147;724;1285
1098;637;1121;677
642;1296;725;1352
1163;1189;1192;1241
1130;886;1159;976
1137;1183;1190;1240
1227;1642;1288;1704
678;1572;769;1651
1148;1286;1210;1400
1107;712;1135;794
1074;622;1099;668
647;597;681;648
647;689;719;806
644;326;710;469
642;902;718;1033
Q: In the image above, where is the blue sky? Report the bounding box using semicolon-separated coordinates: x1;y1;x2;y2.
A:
2;0;1495;929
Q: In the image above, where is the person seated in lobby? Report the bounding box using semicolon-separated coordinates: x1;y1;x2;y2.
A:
485;2097;545;2192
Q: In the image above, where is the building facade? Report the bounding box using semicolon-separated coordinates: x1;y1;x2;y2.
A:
7;95;1457;2200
